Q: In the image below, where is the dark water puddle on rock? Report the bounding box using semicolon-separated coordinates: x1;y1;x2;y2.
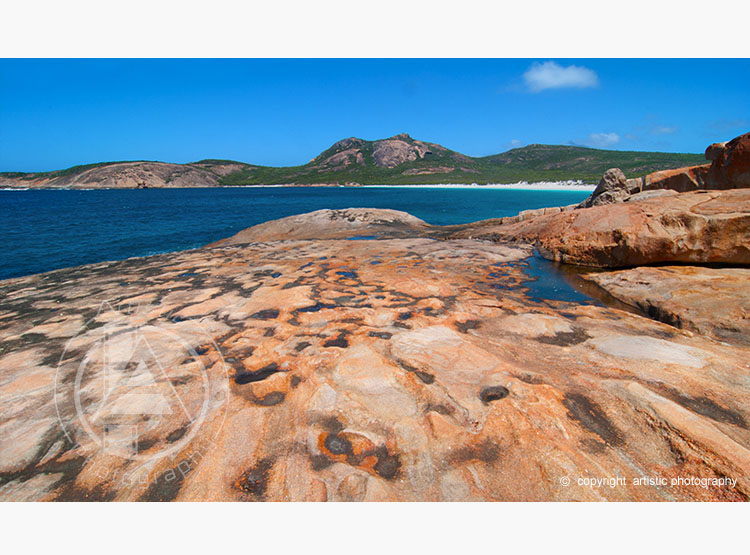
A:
518;253;642;314
295;302;337;313
520;254;598;304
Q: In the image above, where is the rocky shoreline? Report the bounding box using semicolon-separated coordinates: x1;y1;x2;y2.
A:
0;133;748;502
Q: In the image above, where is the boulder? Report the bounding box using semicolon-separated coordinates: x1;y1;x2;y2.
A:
582;168;632;207
707;131;750;188
705;141;728;161
643;163;710;192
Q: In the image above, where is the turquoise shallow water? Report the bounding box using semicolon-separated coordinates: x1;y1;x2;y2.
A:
0;186;589;280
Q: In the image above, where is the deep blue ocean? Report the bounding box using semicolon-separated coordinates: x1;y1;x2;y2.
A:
0;187;589;280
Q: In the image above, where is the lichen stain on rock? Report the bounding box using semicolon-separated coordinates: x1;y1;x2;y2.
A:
234;457;275;499
317;431;401;481
562;393;624;447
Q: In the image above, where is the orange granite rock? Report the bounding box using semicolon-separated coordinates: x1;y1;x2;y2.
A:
455;189;750;268
642;163;711;192
214;208;430;243
707;131;750;189
579;266;750;345
0;218;748;501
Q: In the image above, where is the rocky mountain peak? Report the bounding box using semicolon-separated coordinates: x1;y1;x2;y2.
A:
329;137;365;152
372;135;433;168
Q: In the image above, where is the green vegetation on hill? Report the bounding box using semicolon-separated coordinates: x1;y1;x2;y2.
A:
482;144;704;178
191;159;250;168
218;138;705;186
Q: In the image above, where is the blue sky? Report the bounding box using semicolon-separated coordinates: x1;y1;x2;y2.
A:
1;59;748;172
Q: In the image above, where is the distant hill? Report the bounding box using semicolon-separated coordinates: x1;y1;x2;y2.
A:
0;160;253;189
481;144;706;180
0;134;705;188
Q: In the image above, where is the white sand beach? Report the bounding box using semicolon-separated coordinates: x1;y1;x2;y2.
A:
361;181;596;191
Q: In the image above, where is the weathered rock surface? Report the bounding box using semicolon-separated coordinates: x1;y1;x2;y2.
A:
581;266;750;345
455;189;750;268
624;189;678;202
215;208;430;243
372;135;431;168
0;212;748;501
707;132;750;189
642;163;711;193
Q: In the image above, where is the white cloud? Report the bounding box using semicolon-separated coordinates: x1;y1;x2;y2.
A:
651;125;679;135
508;139;522;148
523;61;599;93
585;132;620;148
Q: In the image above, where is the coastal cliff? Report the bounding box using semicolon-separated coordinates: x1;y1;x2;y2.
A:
0;133;748;502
